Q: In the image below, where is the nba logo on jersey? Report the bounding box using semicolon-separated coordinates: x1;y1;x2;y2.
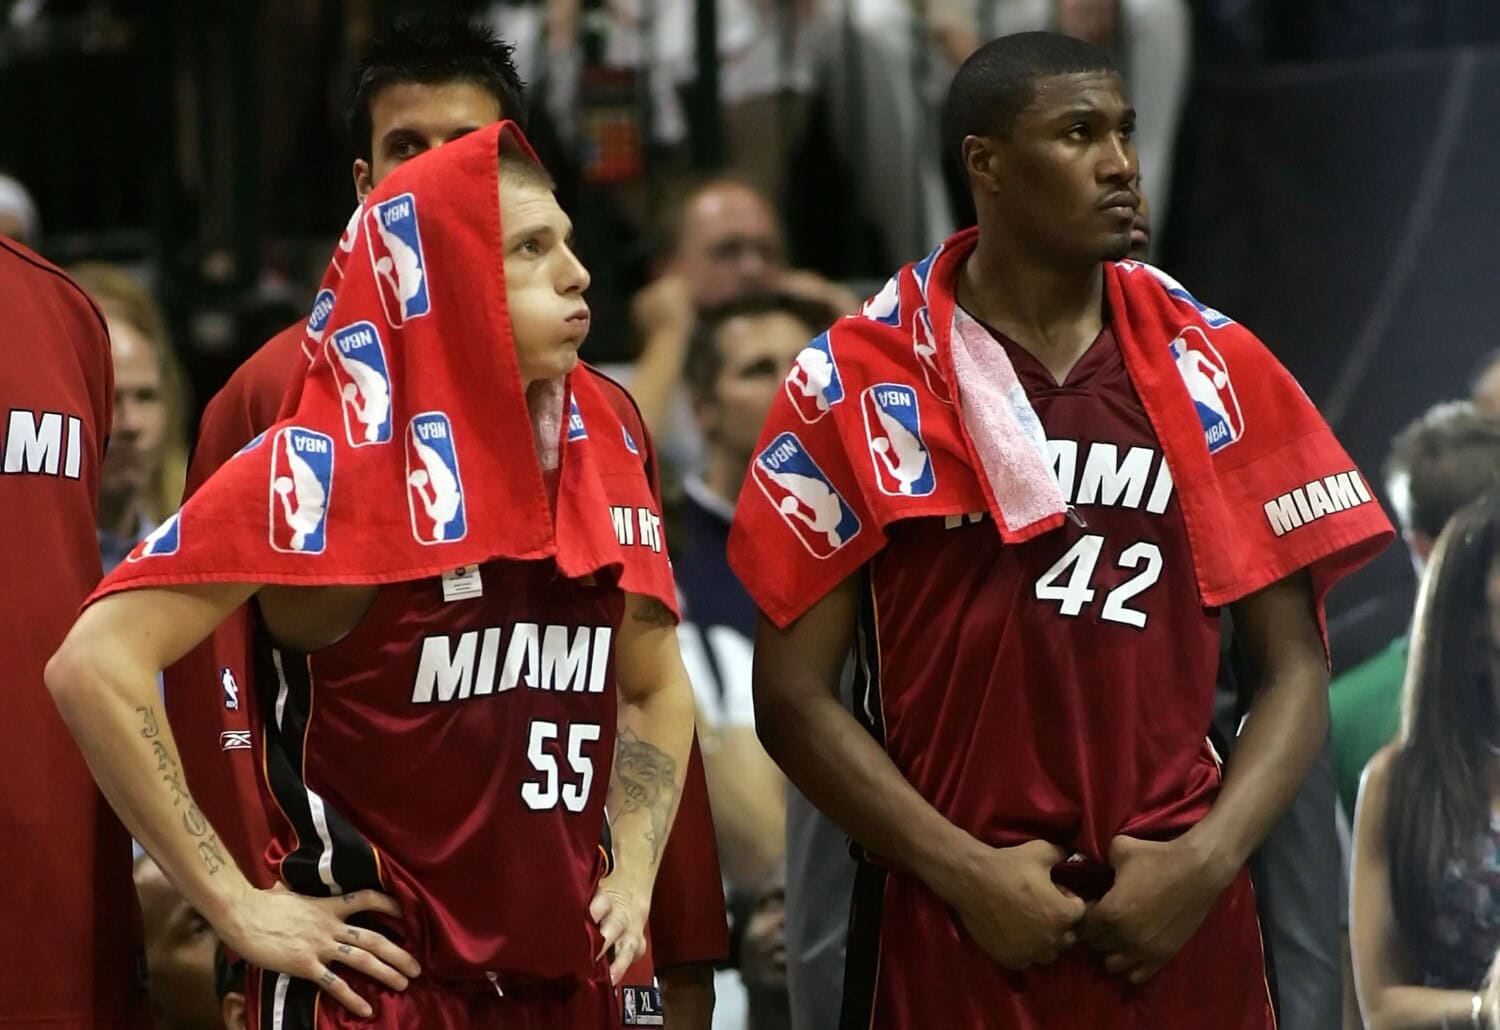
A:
128;511;181;561
332;205;361;275
306;289;336;343
221;667;240;710
406;413;467;545
785;333;844;423
752;432;861;558
1170;327;1244;454
622;424;639;454
326;321;394;447
862;384;937;497
269;427;334;555
365;193;431;326
567;397;588;441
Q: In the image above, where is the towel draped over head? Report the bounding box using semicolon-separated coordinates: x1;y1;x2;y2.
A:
94;122;676;615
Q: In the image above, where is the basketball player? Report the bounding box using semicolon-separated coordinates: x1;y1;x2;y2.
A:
171;17;725;1024
0;238;149;1025
47;126;696;1028
731;33;1392;1028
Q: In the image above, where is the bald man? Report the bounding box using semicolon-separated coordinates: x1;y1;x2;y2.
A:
628;180;858;464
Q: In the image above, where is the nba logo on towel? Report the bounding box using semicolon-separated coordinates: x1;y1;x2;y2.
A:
306;289;336;342
912;308;951;404
406;413;467;545
234;431;266;459
366;193;431;326
269;428;334;555
752;432;861;559
568;397;588;441
862;276;900;327
1170;327;1244;454
785;333;844;424
862;384;936;497
127;512;181;561
622;424;639;454
332;206;361;276
326;321;394;447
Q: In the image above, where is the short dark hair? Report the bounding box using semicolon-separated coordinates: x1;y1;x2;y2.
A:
685;292;842;403
1385;400;1500;539
942;31;1117;170
346;16;527;165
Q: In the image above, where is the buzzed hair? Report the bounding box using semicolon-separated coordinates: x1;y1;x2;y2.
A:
942;31;1118;170
499;141;556;193
1385;400;1500;539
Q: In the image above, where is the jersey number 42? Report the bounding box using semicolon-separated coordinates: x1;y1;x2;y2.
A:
1033;534;1163;629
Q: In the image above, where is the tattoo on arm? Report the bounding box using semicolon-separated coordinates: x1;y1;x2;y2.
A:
631;597;676;628
613;727;679;865
136;705;227;876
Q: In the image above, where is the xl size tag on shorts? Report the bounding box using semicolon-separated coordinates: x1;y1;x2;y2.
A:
621;984;663;1027
441;564;483;603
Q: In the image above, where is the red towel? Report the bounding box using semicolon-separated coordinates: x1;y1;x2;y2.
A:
94;122;674;613
728;227;1392;631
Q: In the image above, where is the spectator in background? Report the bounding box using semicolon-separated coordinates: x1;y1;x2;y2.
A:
0;172;40;246
135;853;221;1030
1332;404;1500;824
674;292;840;1028
1351;494;1500;1029
1473;349;1500;417
629;179;857;465
69;263;189;572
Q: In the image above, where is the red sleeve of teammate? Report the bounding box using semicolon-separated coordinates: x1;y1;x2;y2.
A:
0;241;149;1027
588;365;730;966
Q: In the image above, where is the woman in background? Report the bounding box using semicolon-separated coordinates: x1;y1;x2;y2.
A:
1353;493;1500;1029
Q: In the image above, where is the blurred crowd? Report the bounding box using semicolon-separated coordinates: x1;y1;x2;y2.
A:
5;1;1500;1029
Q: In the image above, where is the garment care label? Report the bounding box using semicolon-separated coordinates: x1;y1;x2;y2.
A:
441;564;483;602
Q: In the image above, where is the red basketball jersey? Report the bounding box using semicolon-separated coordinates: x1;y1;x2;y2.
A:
0;239;149;1026
864;326;1222;860
847;325;1273;1028
256;557;623;983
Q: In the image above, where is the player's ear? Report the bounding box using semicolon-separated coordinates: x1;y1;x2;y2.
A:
962;135;1003;196
353;159;373;203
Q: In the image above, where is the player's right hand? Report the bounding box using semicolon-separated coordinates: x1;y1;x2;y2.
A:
219;884;422;1018
950;839;1085;971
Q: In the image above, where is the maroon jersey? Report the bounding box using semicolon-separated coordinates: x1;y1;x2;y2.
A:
844;326;1271;1028
0;238;148;1026
256;557;623;983
866;327;1221;860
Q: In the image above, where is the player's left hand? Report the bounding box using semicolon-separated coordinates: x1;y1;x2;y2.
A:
1078;835;1229;984
589;873;649;986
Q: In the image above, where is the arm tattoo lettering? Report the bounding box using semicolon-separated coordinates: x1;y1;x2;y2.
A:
631;597;676;628
613;727;679;865
137;705;226;875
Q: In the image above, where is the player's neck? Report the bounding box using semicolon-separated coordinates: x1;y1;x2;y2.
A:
959;234;1105;368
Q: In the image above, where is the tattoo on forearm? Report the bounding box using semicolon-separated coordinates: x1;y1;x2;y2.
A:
631;597;676;628
136;705;227;876
613;727;679;865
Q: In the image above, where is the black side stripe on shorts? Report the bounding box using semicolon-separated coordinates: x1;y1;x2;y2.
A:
257;969;319;1030
840;860;888;1030
852;568;886;749
253;619;382;898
